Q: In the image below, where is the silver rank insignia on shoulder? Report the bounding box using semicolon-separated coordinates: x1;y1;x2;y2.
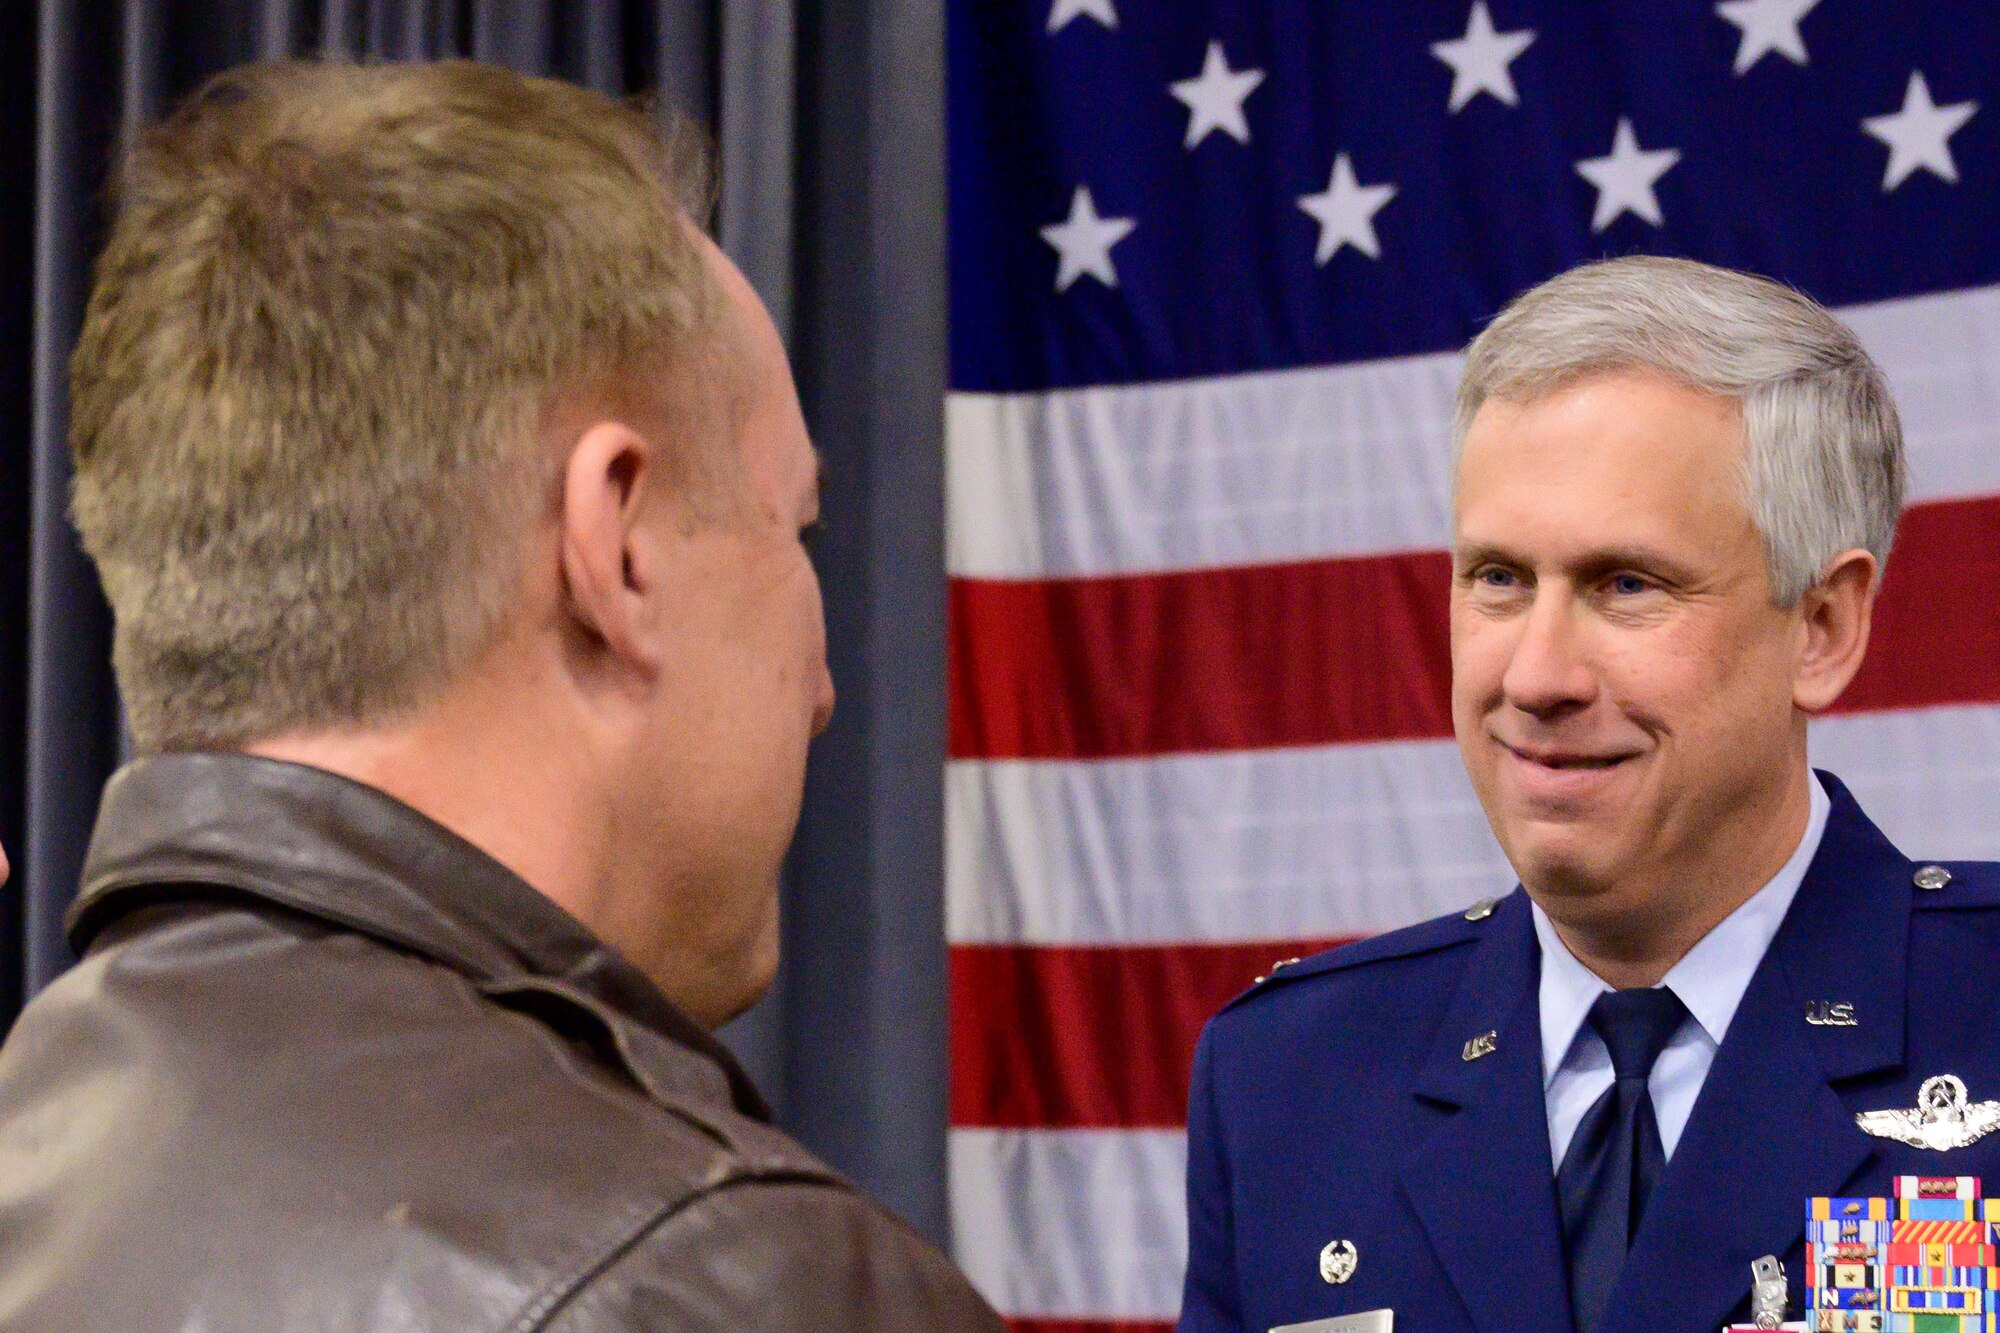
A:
1855;1074;2000;1150
1255;957;1302;985
1318;1238;1358;1285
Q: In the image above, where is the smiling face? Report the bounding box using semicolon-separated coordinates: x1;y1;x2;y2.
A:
1450;371;1815;938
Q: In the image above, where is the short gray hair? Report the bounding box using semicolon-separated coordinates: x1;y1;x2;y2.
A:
1454;255;1906;606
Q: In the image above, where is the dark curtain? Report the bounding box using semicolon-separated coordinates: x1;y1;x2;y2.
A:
2;0;952;1246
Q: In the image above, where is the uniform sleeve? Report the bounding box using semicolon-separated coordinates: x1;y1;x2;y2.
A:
1179;1022;1244;1333
541;1175;1008;1333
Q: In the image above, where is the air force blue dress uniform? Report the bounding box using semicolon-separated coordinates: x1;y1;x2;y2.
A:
1179;773;2000;1333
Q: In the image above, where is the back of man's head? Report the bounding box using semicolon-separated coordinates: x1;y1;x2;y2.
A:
70;60;727;752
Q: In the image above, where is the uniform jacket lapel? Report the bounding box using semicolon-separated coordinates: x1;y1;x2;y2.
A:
1399;891;1576;1333
1600;774;1909;1333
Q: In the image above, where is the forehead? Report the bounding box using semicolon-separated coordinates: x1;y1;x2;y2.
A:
701;236;817;501
1455;371;1750;544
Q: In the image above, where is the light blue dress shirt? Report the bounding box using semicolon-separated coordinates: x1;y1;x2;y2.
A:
1532;771;1832;1169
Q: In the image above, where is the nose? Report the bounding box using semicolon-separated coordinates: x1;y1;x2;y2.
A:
1500;584;1598;719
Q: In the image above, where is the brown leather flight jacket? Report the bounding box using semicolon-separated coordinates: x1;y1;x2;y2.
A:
0;753;1006;1332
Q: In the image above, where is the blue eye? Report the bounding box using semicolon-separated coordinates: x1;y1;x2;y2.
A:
1611;574;1650;595
1476;567;1517;588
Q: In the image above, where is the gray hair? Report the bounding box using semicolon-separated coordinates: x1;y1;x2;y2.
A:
1454;255;1906;606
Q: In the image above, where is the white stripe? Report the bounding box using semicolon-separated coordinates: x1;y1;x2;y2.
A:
947;736;1506;946
1805;706;2000;849
947;704;2000;946
947;283;2000;579
946;350;1462;578
949;1127;1187;1321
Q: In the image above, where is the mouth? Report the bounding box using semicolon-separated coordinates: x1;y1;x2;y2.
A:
1493;740;1643;802
1501;744;1634;771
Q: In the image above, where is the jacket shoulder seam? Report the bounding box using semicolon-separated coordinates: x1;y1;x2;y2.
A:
1911;860;2000;910
511;1165;852;1331
1217;919;1483;1017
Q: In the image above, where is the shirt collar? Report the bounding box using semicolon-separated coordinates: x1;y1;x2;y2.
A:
1531;770;1832;1088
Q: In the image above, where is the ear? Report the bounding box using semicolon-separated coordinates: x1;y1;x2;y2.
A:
1793;547;1879;714
559;420;663;671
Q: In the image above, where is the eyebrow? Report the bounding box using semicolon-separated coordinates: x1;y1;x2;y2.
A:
1451;541;1514;571
1453;540;1702;584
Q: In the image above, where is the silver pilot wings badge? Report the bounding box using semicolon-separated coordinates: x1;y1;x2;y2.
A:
1855;1074;2000;1150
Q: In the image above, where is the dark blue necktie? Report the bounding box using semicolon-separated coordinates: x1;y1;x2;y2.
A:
1556;986;1690;1333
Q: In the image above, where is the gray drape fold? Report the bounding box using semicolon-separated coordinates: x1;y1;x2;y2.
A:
5;0;950;1247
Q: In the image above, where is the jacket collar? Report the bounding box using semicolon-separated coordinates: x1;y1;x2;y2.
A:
1400;886;1570;1333
69;751;771;1121
1398;771;1909;1333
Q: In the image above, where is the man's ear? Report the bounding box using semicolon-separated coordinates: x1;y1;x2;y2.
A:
559;420;661;671
1793;547;1879;714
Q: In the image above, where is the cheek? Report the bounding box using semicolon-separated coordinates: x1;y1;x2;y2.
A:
1598;609;1790;736
1449;603;1511;711
1706;627;1803;748
767;560;829;710
745;548;821;647
1596;630;1701;713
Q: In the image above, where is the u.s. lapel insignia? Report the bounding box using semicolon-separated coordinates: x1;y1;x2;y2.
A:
1461;1030;1497;1062
1855;1074;2000;1150
1318;1238;1358;1285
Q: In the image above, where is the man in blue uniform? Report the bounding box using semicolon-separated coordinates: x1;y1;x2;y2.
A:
1179;256;2000;1333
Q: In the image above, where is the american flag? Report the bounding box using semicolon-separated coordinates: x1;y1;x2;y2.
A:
941;2;2000;1328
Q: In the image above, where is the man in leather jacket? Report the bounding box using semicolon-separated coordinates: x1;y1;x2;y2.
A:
0;60;1003;1332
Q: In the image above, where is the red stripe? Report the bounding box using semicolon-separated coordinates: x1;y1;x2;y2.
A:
1007;1322;1174;1333
949;494;2000;761
951;939;1353;1129
1838;497;2000;714
950;549;1452;760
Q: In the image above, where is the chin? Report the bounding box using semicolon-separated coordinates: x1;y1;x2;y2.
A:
742;929;780;1006
701;951;777;1030
728;883;783;1009
1502;825;1623;903
663;864;783;1029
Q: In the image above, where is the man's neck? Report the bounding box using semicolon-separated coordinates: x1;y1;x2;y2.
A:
1537;766;1816;990
244;670;608;943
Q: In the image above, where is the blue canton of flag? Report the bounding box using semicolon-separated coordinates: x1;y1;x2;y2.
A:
950;0;1998;392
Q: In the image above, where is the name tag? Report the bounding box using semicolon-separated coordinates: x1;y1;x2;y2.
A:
1269;1311;1393;1333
